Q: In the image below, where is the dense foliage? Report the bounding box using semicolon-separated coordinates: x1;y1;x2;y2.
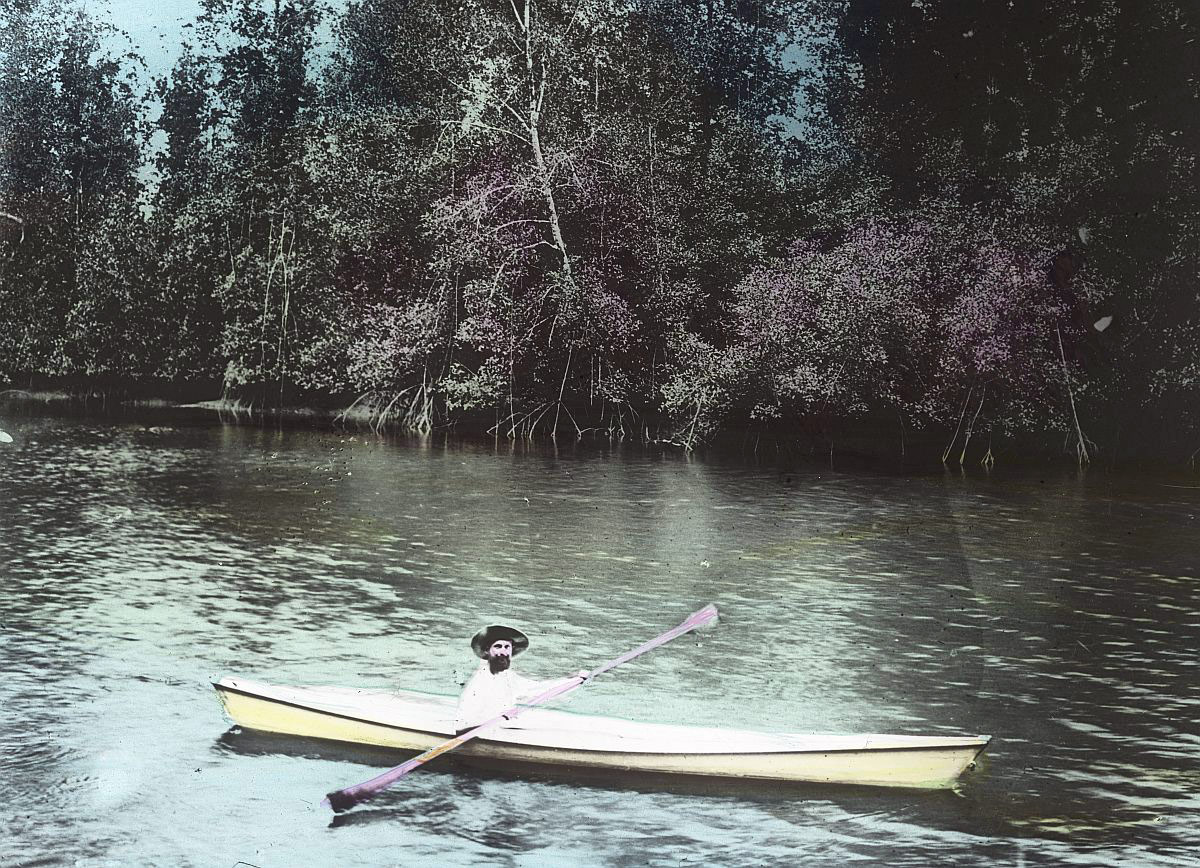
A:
806;0;1200;459
1;0;1196;461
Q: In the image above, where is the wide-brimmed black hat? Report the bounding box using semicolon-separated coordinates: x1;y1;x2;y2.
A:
471;624;530;658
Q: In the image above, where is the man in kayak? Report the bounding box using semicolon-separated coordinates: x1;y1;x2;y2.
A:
454;624;588;734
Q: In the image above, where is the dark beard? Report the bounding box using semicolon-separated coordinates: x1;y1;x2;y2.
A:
488;655;511;674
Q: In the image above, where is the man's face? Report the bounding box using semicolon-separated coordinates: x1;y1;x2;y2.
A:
487;639;513;673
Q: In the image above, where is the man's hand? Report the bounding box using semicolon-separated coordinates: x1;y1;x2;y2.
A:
575;669;591;681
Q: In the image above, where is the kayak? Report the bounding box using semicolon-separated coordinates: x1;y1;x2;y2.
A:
213;676;990;789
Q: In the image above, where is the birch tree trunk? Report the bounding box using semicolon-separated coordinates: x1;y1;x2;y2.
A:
521;0;579;309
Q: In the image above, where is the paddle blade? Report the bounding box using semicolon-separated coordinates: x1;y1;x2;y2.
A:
323;790;359;813
693;605;720;631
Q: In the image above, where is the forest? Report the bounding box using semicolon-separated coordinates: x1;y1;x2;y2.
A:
1;0;1197;462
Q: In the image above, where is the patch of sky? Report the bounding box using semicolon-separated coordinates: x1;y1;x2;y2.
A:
97;0;346;196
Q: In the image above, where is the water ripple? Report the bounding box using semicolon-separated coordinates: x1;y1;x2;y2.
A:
1;418;1198;863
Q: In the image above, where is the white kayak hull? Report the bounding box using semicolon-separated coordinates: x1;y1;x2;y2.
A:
213;677;990;789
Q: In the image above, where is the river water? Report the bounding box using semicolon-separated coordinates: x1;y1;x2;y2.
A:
1;412;1197;866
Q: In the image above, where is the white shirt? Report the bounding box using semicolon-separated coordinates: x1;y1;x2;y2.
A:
454;662;564;731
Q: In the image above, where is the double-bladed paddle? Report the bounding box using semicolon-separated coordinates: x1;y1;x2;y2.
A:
322;603;719;812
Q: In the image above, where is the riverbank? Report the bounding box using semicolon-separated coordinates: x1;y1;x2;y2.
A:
3;377;1196;474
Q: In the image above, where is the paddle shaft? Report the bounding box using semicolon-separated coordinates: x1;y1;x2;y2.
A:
323;603;718;811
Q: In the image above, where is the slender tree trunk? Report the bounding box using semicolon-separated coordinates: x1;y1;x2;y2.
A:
1056;325;1090;465
260;215;279;380
960;386;986;465
523;0;578;304
552;346;572;439
647;124;665;296
276;217;296;408
943;384;974;464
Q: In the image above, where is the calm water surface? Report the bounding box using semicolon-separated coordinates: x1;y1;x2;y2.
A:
1;413;1198;866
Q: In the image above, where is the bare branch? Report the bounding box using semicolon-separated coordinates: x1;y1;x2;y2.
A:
440;118;531;144
509;240;558;255
494;92;534;131
432;183;528;225
484;218;551;235
562;0;586;43
536;58;548;116
429;61;532;133
0;210;25;247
